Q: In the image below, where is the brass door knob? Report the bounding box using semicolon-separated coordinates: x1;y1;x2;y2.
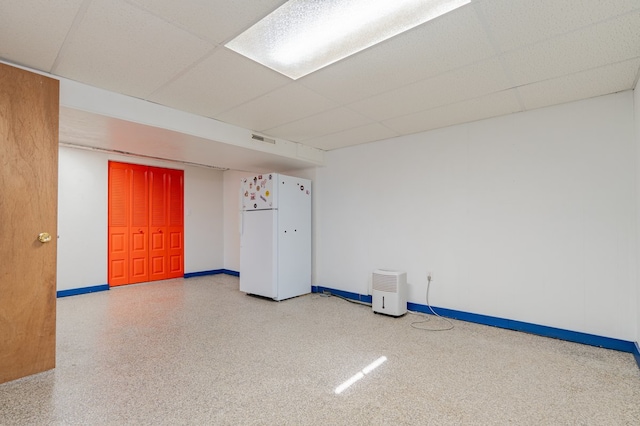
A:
38;232;52;243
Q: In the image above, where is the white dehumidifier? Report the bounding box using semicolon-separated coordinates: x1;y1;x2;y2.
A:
372;270;407;316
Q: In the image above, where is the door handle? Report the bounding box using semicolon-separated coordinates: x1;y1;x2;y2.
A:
38;232;52;243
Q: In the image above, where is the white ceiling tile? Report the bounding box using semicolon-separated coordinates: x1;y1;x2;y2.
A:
128;0;287;44
478;0;640;53
0;0;84;71
215;83;338;132
53;0;214;98
518;58;640;110
349;58;510;121
298;4;495;104
5;0;640;161
503;10;640;86
148;48;290;117
303;123;400;151
383;89;522;135
264;107;373;142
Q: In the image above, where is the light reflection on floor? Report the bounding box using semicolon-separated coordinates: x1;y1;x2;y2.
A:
334;356;387;394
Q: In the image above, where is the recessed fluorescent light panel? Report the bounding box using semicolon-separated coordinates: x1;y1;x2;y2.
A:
225;0;471;80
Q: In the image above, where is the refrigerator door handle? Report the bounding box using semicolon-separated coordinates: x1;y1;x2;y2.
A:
240;210;244;236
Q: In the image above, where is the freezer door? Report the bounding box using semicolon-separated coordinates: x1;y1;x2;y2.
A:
240;173;277;211
240;209;277;298
276;176;312;300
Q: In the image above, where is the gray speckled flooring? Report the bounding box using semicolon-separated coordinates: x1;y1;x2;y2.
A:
1;275;639;425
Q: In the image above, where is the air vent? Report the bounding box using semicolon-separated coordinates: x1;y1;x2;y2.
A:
373;273;398;293
251;134;276;144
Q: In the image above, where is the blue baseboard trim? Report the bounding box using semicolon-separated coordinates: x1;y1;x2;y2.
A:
184;269;224;278
184;269;240;278
57;284;109;298
407;302;636;353
312;285;372;304
633;342;640;369
312;285;636;358
56;269;242;297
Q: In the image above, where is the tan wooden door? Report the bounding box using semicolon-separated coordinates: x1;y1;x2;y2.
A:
0;63;59;384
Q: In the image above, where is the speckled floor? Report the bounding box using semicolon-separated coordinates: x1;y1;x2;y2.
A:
1;274;639;425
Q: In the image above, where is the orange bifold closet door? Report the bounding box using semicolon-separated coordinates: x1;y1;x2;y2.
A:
108;162;184;287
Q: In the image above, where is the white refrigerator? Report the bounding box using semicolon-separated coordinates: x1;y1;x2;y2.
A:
240;173;311;301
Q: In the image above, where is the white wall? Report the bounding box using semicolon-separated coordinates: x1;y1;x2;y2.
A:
57;147;108;290
184;165;224;273
223;170;248;272
635;83;640;345
315;91;636;341
57;146;224;291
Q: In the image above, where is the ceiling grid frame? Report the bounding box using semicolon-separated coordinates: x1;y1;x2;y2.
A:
0;0;638;170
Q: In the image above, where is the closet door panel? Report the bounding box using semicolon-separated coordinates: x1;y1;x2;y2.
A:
167;169;184;278
149;167;168;281
129;165;149;284
108;162;130;287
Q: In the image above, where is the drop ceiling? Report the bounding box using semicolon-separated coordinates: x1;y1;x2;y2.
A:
1;0;639;171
